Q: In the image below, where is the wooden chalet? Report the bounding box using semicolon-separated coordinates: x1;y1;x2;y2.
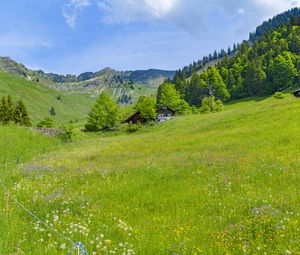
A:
157;107;176;123
125;111;147;124
292;88;300;98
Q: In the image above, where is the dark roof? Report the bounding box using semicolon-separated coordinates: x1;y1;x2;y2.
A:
293;88;300;93
125;111;140;122
125;111;147;123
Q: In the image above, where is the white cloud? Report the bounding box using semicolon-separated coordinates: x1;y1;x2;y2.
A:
98;0;178;24
61;0;300;31
97;0;300;31
62;0;91;27
145;0;178;17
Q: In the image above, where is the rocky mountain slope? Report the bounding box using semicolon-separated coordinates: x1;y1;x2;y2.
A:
0;57;175;104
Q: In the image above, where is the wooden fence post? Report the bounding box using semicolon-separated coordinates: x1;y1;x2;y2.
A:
5;191;9;213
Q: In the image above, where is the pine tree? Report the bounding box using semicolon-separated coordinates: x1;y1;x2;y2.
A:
233;43;237;52
269;52;297;91
213;50;218;59
0;96;15;124
227;46;232;55
14;100;31;126
7;95;14;122
0;96;8;124
185;74;206;106
50;106;56;116
244;60;267;96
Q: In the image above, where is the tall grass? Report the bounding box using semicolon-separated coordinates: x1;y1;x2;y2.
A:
0;94;299;254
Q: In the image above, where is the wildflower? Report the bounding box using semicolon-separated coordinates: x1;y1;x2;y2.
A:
60;243;66;249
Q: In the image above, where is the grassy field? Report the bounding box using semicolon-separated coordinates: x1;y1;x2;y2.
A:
0;93;299;254
0;72;95;124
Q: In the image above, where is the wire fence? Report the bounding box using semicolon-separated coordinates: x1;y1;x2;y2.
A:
0;135;107;170
0;144;89;255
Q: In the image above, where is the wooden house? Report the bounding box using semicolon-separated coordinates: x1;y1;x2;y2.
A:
157;107;175;123
293;88;300;98
125;111;147;124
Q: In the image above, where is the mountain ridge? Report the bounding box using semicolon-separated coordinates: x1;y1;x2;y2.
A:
0;56;175;105
0;56;175;85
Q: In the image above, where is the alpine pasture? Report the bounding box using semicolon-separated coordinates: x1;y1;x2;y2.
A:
0;94;299;254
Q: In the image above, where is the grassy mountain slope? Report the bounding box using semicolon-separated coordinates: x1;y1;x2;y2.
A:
0;93;299;254
0;72;95;124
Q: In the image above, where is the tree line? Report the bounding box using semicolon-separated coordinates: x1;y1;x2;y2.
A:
0;95;31;126
249;7;300;42
172;44;239;81
85;81;224;132
173;19;300;106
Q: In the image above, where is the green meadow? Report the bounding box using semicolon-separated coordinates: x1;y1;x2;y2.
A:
0;93;299;254
0;72;95;124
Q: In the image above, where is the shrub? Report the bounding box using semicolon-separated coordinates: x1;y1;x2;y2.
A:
199;97;224;114
59;125;74;142
273;92;285;99
215;99;224;112
37;118;54;128
126;124;140;133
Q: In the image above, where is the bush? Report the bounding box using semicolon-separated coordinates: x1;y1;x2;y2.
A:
273;92;285;99
60;126;87;142
37;118;54;128
199;97;224;114
215;99;224;112
126;124;140;133
199;102;211;114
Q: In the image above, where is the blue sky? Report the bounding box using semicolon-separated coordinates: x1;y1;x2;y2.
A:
0;0;299;74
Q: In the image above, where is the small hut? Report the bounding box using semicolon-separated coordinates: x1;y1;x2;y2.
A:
292;88;300;98
125;111;147;124
157;107;176;123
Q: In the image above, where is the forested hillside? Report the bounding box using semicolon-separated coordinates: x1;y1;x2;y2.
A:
173;7;300;84
172;18;300;106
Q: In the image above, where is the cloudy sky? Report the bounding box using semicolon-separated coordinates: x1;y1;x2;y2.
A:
0;0;299;74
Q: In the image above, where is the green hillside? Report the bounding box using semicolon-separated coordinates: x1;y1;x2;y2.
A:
0;72;95;124
0;93;299;254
